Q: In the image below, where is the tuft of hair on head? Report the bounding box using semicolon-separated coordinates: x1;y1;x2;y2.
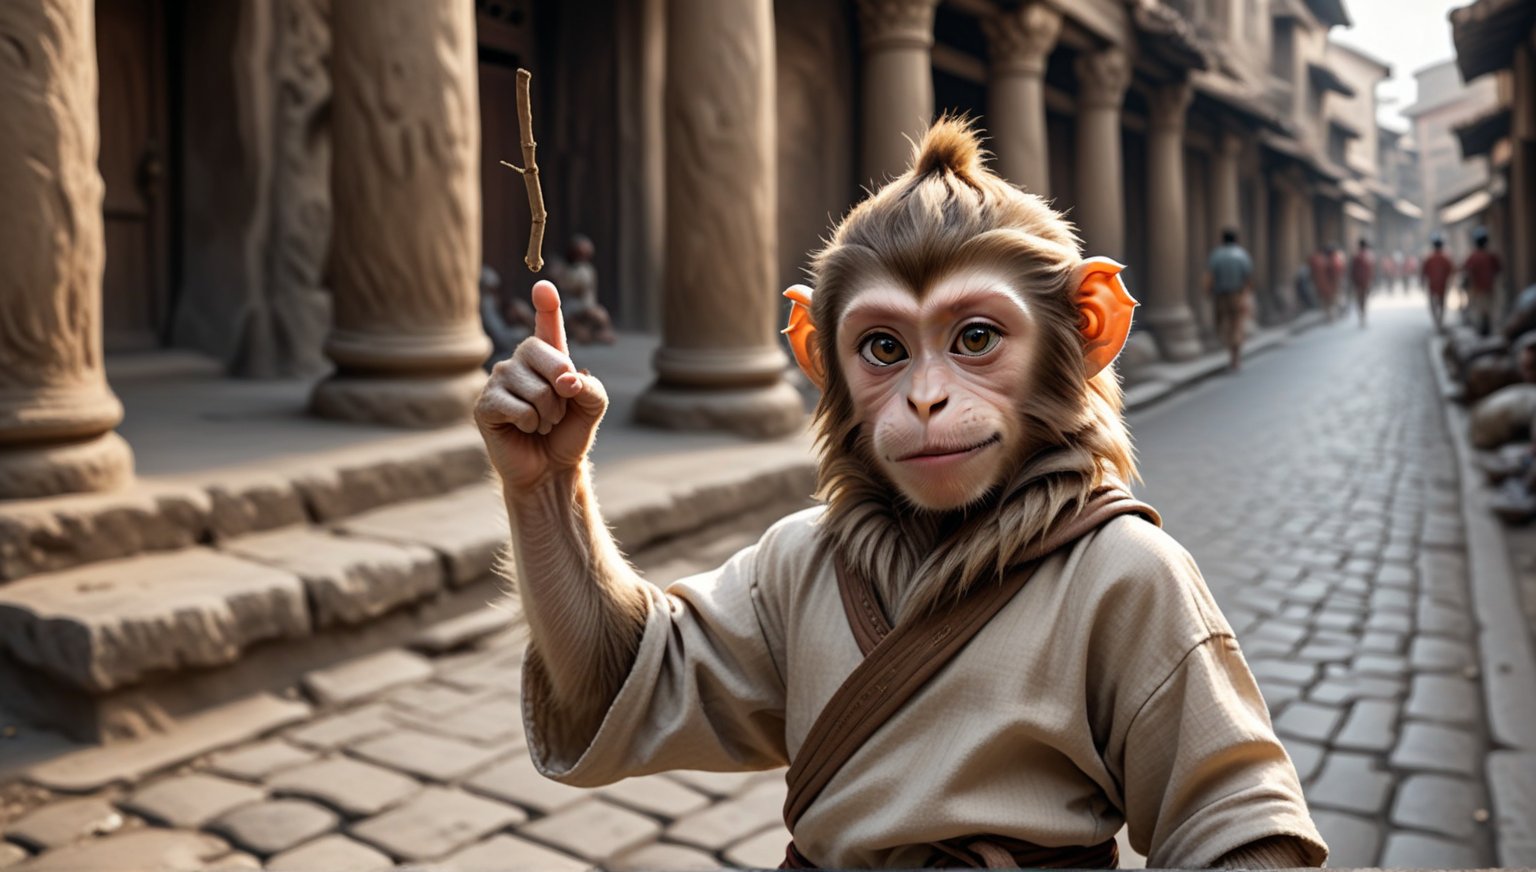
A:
910;114;989;182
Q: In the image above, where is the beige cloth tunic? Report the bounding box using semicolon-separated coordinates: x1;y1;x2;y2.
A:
524;506;1327;868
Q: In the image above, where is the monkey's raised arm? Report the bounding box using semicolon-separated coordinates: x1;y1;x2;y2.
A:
477;281;650;751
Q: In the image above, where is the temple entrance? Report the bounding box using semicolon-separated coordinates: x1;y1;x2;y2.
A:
96;0;173;352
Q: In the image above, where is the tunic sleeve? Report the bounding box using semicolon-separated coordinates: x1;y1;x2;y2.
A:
521;514;802;787
1119;634;1328;868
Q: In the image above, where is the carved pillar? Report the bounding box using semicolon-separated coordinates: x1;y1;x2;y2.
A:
983;2;1060;195
633;0;803;437
1269;177;1300;317
1142;82;1202;362
311;0;489;427
0;0;134;498
857;0;940;184
1073;47;1131;261
1211;130;1243;236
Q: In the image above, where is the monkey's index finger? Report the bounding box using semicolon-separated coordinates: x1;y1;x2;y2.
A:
531;280;568;354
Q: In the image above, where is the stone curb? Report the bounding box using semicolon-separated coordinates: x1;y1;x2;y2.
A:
1427;336;1536;865
1124;310;1329;413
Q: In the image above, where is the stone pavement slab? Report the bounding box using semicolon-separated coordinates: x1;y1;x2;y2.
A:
27;694;309;792
348;786;525;863
724;826;792;868
663;769;763;799
1331;699;1399;753
220;527;443;627
664;782;785;851
1404;673;1481;727
338;486;507;587
283;703;396;751
410;608;517;655
1307;752;1393;816
11;828;232;872
349;728;507;783
302;648;436;707
1389;721;1482;777
1390;773;1485;841
121;773;266;829
463;751;588;814
209;798;340;856
1487;750;1536;866
206;740;316;783
518;798;662;862
1;797;122;852
1379;831;1485;868
268;756;422;818
265;833;394;872
0;843;24;868
607;841;721;871
0;549;309;693
1308;811;1381;869
600;775;712;820
392;694;524;746
426;833;591;871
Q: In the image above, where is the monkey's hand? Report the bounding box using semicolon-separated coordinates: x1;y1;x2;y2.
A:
475;280;610;493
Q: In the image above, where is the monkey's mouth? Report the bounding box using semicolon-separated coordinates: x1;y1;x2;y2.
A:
897;433;1002;463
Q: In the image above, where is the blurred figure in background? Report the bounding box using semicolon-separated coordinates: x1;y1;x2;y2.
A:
1329;244;1347;320
1205;226;1254;372
1422;236;1454;332
1463;227;1503;336
1310;245;1338;321
557;234;617;345
1349;239;1375;329
1405;251;1421;292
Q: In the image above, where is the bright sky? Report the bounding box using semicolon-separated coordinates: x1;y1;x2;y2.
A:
1328;0;1467;132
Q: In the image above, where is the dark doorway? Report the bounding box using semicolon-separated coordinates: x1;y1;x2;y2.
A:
96;0;173;352
478;0;540;289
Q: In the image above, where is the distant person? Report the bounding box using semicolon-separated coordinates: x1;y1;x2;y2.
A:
1463;228;1503;335
558;234;617;345
1405;252;1421;291
1309;246;1337;321
1328;245;1347;320
1422;236;1454;332
1349;239;1374;328
1379;250;1398;294
1205;227;1254;372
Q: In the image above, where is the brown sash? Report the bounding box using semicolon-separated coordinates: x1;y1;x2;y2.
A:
782;489;1159;865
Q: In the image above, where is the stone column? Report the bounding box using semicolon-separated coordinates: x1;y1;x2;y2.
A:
982;2;1060;195
857;0;940;184
0;0;134;498
311;0;490;427
633;0;803;437
1212;130;1243;235
1073;47;1131;261
1141;82;1202;361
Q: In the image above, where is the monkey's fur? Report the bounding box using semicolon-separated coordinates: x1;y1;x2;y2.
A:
809;118;1136;621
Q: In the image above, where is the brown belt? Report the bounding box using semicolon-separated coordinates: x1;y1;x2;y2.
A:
780;488;1159;869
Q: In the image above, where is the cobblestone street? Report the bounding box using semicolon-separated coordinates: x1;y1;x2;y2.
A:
0;292;1525;870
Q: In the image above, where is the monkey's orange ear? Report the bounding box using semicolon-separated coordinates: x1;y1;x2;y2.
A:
782;285;826;390
1072;257;1138;379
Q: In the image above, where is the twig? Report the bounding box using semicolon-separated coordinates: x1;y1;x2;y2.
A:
501;68;547;272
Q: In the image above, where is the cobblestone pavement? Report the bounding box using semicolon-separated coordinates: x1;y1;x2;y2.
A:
1134;294;1496;867
0;294;1511;870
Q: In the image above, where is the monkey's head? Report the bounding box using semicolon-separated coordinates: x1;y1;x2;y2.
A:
785;117;1137;514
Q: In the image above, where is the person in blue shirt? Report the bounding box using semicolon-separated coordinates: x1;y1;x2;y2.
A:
1205;227;1254;372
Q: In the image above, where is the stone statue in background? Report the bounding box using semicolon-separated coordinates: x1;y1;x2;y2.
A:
556;235;615;345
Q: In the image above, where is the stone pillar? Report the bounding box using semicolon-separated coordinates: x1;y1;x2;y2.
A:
1141;82;1202;361
1073;47;1131;261
311;0;490;427
982;2;1060;195
1212;130;1242;236
857;0;940;184
0;0;134;498
633;0;803;438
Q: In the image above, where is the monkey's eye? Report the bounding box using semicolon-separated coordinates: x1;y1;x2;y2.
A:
859;333;908;366
954;324;1000;356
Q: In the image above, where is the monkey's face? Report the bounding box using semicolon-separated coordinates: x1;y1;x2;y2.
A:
840;267;1036;512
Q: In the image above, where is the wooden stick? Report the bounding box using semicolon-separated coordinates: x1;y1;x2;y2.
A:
507;68;546;272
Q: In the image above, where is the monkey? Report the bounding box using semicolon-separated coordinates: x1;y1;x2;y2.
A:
475;118;1327;869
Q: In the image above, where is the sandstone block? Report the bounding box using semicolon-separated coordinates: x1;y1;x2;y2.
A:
410;608;516;654
301;649;435;707
349;787;525;862
608;841;721;871
518;798;661;863
428;834;591;871
338;486;507;586
350;728;506;783
121;773;266;829
0;549;309;692
284;703;396;751
724;826;792;869
207;740;317;783
269;756;422;818
463;751;590;814
222;528;442;627
2;797;123;851
209;799;340;857
266;834;394;872
601;775;711;820
12;829;231;872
